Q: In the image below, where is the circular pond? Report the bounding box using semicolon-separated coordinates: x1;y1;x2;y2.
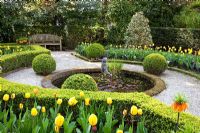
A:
42;68;166;96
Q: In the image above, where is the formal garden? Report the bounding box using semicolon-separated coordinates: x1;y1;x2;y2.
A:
0;0;200;133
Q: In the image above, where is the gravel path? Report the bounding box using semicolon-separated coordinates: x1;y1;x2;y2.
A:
4;51;200;116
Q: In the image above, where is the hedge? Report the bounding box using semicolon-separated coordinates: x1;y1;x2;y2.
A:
0;45;50;73
151;27;200;49
0;78;200;132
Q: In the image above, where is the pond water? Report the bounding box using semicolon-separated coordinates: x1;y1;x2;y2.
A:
53;71;154;93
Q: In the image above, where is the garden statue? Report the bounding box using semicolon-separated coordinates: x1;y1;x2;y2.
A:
101;57;112;76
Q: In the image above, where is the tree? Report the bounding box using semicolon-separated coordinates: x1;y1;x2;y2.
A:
124;12;153;47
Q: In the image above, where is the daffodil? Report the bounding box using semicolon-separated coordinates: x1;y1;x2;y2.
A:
107;97;112;105
85;98;90;106
130;105;138;116
55;114;64;127
57;99;62;105
25;93;31;99
3;94;9;101
88;114;98;126
31;108;38;117
68;97;78;106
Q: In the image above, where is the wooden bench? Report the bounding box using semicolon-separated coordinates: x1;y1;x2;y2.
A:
29;34;62;51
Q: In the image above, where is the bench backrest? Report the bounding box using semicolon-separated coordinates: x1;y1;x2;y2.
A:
29;34;62;43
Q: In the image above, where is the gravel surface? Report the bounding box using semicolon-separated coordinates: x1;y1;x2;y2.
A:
4;51;200;116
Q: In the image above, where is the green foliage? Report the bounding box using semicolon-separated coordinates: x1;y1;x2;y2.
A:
0;78;200;132
103;107;118;133
108;61;123;76
32;54;56;75
85;43;105;59
174;1;200;28
143;53;168;75
61;74;98;91
107;0;135;43
0;44;50;73
125;12;153;47
174;94;187;104
75;42;90;57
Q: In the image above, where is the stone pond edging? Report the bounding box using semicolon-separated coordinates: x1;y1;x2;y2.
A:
41;68;166;96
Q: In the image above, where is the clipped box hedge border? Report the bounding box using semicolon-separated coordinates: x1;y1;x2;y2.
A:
0;78;200;132
0;45;50;73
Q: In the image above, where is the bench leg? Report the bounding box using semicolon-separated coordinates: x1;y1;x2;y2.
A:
60;45;62;51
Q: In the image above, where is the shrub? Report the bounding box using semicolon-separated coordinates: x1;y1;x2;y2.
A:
85;43;105;59
32;54;56;75
0;78;200;132
0;44;50;73
125;12;153;47
61;74;98;91
143;53;168;75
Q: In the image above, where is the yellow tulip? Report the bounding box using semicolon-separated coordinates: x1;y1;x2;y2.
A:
54;125;60;133
123;109;127;117
137;109;143;116
31;108;38;117
25;93;30;99
116;129;123;133
68;97;78;106
11;93;15;99
55;114;64;127
57;99;62;105
85;98;90;106
80;91;84;97
19;103;23;110
33;88;39;95
88;114;98;126
3;94;9;101
107;97;112;105
41;106;46;113
130;105;138;116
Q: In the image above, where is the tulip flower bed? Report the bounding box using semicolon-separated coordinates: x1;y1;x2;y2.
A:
75;44;200;73
0;90;147;133
0;45;32;57
0;44;50;73
0;78;200;132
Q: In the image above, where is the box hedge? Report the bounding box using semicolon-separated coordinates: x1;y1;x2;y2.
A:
0;78;200;132
0;44;50;73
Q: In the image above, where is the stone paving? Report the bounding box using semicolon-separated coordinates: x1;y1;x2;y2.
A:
4;51;200;116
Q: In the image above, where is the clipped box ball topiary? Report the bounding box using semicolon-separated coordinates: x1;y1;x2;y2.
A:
32;54;56;75
61;73;98;91
143;53;168;75
85;43;105;59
